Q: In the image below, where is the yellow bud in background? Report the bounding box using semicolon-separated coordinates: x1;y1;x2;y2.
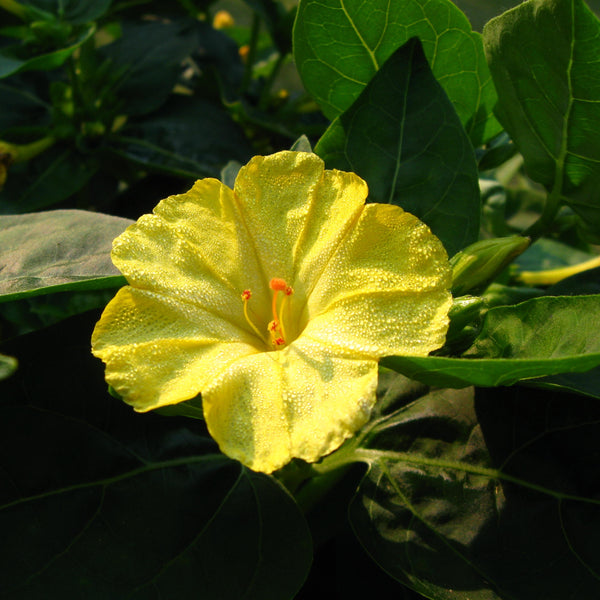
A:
213;10;234;29
239;44;250;63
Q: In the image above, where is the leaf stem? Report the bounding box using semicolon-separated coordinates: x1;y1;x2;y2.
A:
0;0;27;20
258;52;285;110
516;254;600;286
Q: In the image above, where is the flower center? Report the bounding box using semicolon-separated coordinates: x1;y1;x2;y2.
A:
242;278;294;348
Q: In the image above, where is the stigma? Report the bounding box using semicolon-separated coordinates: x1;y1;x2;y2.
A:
241;278;294;348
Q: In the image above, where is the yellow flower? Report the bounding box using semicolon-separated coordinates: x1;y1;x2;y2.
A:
92;151;452;473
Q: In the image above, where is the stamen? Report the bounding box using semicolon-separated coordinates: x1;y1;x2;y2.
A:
278;291;292;342
268;278;294;347
243;280;295;348
270;278;288;292
241;289;263;339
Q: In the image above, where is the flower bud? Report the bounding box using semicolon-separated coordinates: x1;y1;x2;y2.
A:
450;236;530;296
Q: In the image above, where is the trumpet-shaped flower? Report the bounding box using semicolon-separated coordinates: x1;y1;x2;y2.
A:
92;151;452;473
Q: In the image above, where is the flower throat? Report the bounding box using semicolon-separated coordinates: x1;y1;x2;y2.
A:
242;278;294;347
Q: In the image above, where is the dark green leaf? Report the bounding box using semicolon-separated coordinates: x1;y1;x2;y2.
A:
0;78;51;135
293;0;501;146
99;20;198;116
244;0;292;54
0;353;17;380
515;237;595;271
0;146;98;212
383;353;600;389
546;266;600;296
0;287;118;336
349;384;600;598
0;312;312;600
0;24;95;78
483;0;600;238
465;295;600;358
0;209;131;302
383;295;600;388
527;366;600;399
107;96;252;179
21;0;113;24
316;38;479;257
191;20;245;102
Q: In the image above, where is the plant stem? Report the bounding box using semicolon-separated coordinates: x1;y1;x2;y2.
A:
0;136;55;162
240;12;261;95
522;186;561;241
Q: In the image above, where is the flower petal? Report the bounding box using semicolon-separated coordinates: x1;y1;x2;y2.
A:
111;178;270;337
202;337;378;473
92;286;258;411
303;203;452;357
233;152;367;311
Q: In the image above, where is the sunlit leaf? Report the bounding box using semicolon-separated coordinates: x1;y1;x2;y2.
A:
316;38;479;256
484;0;600;238
294;0;501;145
0;210;130;302
384;295;600;390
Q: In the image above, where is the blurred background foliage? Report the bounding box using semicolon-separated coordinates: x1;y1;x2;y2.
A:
2;0;597;221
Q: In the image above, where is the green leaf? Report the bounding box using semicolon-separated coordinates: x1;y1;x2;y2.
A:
527;366;600;399
99;20;198;116
465;294;600;358
0;24;95;79
315;38;479;257
483;0;600;239
0;146;98;212
0;78;51;135
546;265;600;296
0;209;131;302
293;0;501;146
349;383;600;598
0;353;17;380
21;0;113;24
384;295;600;388
0;313;312;600
107;96;252;179
515;237;596;271
245;0;293;54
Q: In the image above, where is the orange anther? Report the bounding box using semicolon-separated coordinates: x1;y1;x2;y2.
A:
285;286;293;296
270;278;289;292
241;289;252;301
273;337;286;346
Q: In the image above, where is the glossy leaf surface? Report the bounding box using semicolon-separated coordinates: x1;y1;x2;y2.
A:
0;210;130;302
384;295;600;390
350;381;600;598
316;38;479;256
484;0;600;238
294;0;501;145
